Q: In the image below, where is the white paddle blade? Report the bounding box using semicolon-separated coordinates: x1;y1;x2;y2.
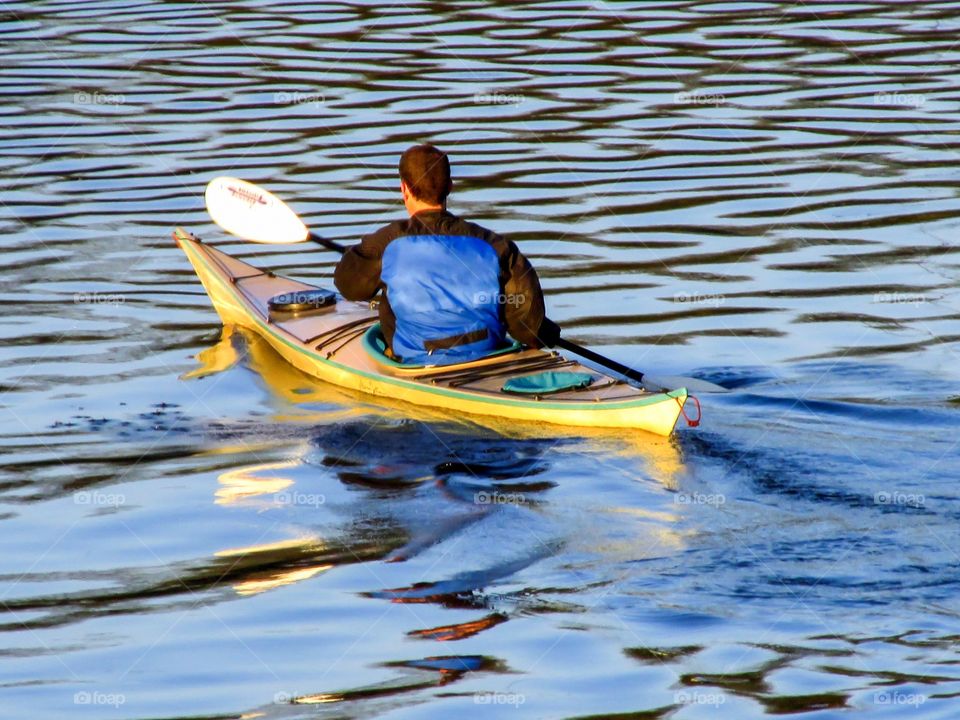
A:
204;176;309;244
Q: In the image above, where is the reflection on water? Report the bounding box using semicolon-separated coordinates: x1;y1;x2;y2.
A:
2;0;960;717
216;460;298;505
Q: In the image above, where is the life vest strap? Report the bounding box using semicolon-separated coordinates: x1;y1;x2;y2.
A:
423;328;489;352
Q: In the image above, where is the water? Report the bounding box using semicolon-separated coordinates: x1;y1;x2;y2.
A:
2;0;959;717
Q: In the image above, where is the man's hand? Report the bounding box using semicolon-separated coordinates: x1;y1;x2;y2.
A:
537;318;561;348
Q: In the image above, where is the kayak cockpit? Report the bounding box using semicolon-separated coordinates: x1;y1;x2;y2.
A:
360;323;526;374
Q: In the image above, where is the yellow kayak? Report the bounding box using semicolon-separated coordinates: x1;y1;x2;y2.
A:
174;228;688;436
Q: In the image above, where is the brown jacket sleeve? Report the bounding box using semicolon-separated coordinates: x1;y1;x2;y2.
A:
501;240;547;348
333;223;396;301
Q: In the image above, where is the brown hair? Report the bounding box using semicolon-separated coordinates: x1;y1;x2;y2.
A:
399;144;451;204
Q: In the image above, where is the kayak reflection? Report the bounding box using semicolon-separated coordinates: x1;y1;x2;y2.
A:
180;327;691;714
188;324;690;598
190;325;688;488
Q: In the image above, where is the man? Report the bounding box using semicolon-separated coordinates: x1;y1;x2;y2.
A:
335;144;559;365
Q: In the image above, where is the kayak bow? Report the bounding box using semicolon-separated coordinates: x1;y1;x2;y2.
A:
174;228;689;436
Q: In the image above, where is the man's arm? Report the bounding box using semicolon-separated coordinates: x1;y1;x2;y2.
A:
333;225;395;301
501;240;551;348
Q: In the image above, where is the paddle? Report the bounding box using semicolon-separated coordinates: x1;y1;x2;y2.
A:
205;176;727;394
204;177;347;253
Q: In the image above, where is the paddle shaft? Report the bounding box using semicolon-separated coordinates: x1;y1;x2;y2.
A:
309;231;347;254
555;338;645;383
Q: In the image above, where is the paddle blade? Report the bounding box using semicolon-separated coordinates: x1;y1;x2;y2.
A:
204;176;309;244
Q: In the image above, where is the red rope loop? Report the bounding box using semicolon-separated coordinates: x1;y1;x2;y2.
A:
677;393;701;427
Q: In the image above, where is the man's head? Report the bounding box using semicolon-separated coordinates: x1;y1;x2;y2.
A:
399;144;451;213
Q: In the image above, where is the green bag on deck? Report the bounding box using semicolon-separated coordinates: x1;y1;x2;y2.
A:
502;371;594;395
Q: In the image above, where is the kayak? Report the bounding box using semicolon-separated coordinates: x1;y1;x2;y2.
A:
174;228;689;436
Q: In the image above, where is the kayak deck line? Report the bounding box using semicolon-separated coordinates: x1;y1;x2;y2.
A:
307;317;378;351
315;318;379;358
173;228;689;435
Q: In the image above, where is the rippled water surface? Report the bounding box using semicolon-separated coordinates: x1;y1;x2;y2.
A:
2;0;960;718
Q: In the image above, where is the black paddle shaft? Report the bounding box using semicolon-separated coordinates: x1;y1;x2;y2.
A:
556;338;645;384
309;232;348;254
